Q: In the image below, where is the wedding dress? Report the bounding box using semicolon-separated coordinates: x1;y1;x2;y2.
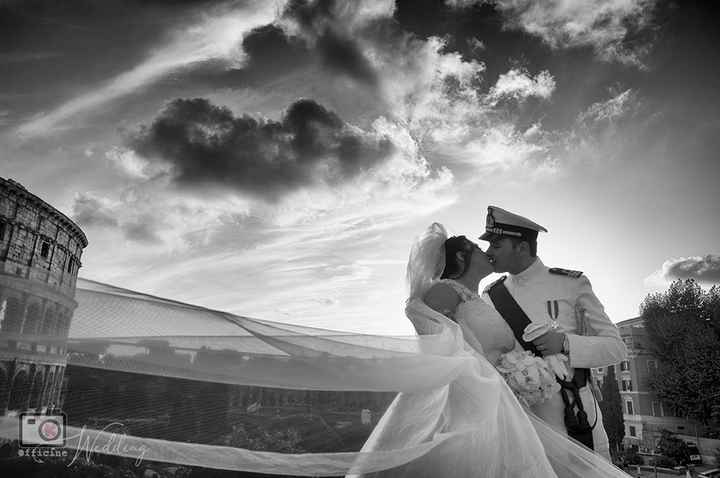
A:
348;282;559;477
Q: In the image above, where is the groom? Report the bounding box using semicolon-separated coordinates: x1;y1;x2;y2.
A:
479;205;627;460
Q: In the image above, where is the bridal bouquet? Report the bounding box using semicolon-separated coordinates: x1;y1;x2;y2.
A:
495;349;560;406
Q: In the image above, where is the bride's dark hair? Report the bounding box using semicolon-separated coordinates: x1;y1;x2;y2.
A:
440;236;473;279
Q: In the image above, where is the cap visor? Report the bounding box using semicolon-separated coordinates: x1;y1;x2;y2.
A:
479;232;500;241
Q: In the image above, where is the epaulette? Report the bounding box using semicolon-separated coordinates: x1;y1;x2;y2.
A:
549;267;583;279
484;275;507;292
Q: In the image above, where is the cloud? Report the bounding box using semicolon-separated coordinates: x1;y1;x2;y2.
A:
277;0;394;87
661;255;720;283
449;0;657;67
315;29;378;86
121;217;163;244
71;194;118;227
373;35;487;144
105;147;167;180
577;89;637;126
128;98;395;200
468;37;486;53
16;0;279;137
563;88;647;163
444;122;550;172
486;68;556;103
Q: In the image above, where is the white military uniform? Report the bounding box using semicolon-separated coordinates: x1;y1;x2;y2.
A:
483;257;627;459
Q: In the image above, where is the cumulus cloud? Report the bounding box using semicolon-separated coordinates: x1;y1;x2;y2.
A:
128;98;395;200
662;255;720;283
374;35;487;144
449;0;657;67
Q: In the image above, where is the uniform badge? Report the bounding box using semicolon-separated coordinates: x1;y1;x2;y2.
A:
546;300;559;321
549;267;583;278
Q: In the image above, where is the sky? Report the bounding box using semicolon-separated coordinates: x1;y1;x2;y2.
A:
1;0;719;335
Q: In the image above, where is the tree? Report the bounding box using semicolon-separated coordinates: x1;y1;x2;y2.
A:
599;365;625;459
655;429;689;465
641;279;720;426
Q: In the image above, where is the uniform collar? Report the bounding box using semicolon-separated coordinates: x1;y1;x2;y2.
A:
509;257;545;285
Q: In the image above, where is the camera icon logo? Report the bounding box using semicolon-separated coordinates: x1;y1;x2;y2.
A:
19;412;66;447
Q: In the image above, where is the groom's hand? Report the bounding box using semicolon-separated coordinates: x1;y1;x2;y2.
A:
532;330;565;356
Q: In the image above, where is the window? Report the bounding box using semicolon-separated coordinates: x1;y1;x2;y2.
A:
626;400;634;415
0;221;5;241
647;360;657;373
629;425;636;437
620;360;630;372
652;401;663;417
40;241;50;258
622;379;633;391
67;258;73;273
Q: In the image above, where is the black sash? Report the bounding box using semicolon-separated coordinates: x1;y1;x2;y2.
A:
487;277;595;450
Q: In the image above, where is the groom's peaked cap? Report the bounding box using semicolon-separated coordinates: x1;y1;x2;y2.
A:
479;206;548;242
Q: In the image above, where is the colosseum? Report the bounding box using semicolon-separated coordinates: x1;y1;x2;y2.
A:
0;177;87;415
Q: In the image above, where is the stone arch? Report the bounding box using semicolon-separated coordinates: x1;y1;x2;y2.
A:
0;366;8;412
8;369;29;411
22;301;42;335
1;295;24;333
29;370;45;409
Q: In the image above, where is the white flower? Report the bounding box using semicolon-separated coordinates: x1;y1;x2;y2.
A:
496;349;559;405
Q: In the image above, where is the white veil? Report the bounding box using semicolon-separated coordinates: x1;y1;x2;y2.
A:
0;223;631;477
406;222;448;301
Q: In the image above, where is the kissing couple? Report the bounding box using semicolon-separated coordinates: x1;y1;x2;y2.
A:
351;206;629;478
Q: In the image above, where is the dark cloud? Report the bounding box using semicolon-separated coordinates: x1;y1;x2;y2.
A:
664;255;720;283
153;23;313;94
179;1;380;91
315;29;378;87
280;0;379;87
128;97;394;200
235;24;312;84
71;194;118;227
283;0;336;31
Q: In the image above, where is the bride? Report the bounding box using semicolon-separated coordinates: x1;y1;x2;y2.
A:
349;223;630;477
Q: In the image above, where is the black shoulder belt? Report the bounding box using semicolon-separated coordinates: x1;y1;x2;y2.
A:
487;277;595;450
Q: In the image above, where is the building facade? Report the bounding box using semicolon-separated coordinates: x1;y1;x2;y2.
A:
592;316;706;452
0;177;87;415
